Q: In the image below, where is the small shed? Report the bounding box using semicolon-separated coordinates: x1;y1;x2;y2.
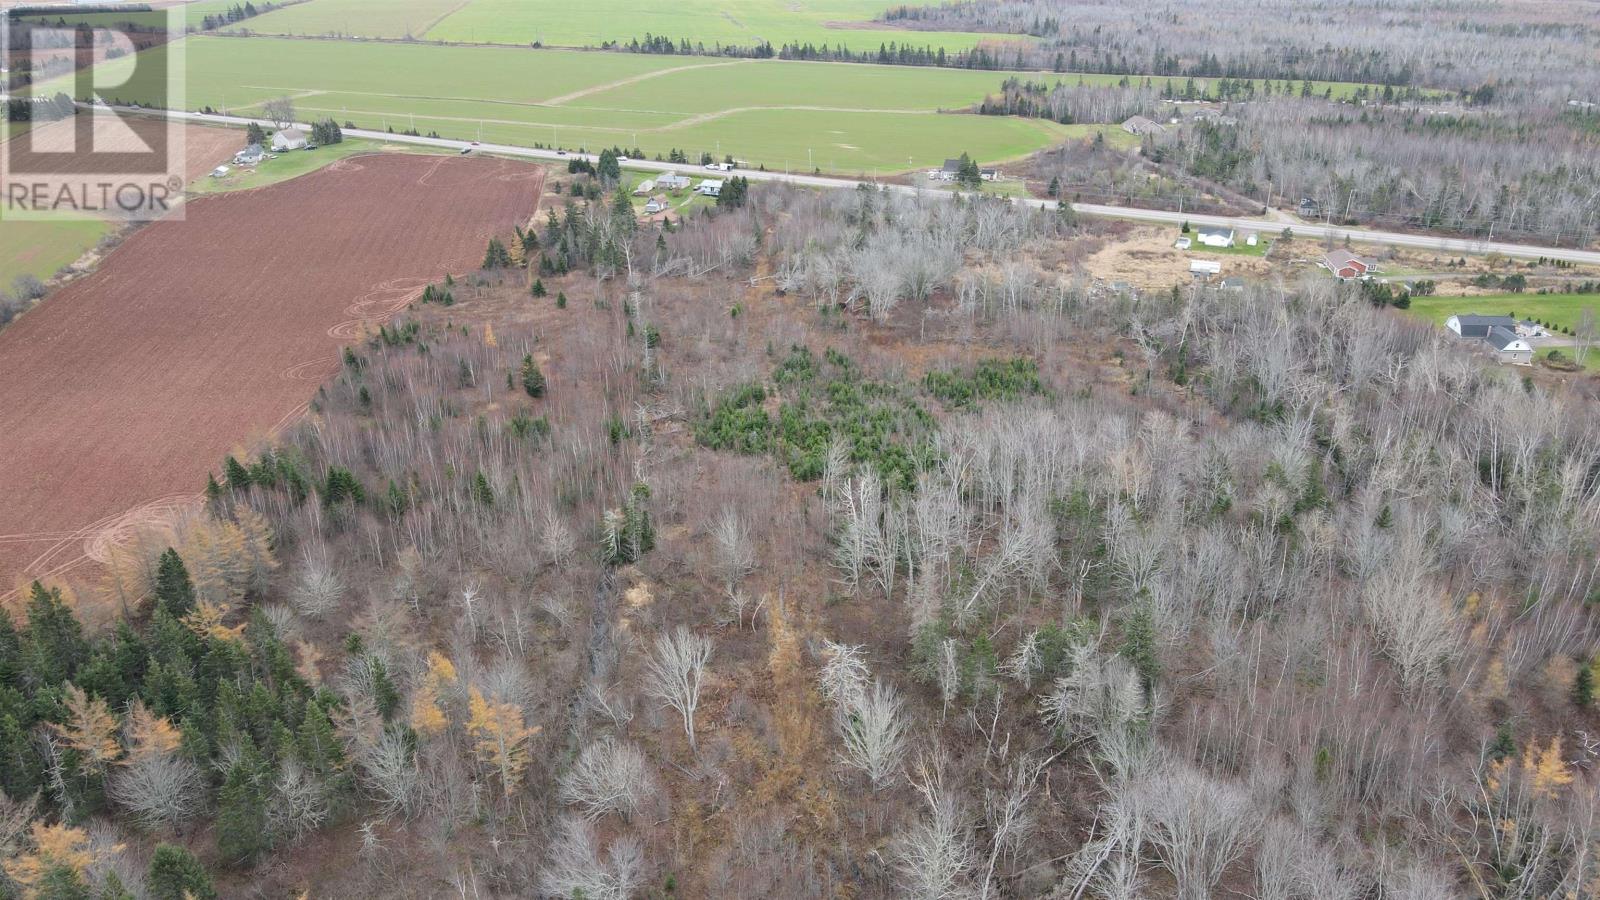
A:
632;179;656;196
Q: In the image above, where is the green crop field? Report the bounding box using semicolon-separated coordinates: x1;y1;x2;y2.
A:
251;0;1018;52
51;37;1103;173
0;217;115;285
241;0;468;39
1404;293;1600;334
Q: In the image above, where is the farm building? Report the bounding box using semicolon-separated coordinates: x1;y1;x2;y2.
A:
656;173;690;190
644;194;669;214
1220;276;1247;291
1321;252;1377;280
233;144;265;165
271;128;307;152
1196;226;1235;248
632;179;656;196
1446;314;1516;339
1121;115;1165;136
1189;259;1222;277
980;168;1000;181
697;179;723;197
1298;198;1322;218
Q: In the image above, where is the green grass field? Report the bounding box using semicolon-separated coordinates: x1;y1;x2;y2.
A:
240;0;468;39
429;0;1010;52
52;36;1091;173
0;218;115;285
1404;293;1600;334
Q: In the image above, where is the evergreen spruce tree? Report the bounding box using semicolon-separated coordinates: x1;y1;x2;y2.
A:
530;278;546;297
520;355;546;398
223;456;251;491
23;582;88;686
147;844;217;900
216;761;269;865
153;548;197;618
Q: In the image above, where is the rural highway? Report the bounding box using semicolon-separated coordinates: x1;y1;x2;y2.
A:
143;108;1600;266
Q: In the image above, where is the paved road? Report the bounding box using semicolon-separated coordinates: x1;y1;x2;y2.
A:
150;108;1600;266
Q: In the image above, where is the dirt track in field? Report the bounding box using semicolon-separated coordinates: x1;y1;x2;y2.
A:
0;152;544;596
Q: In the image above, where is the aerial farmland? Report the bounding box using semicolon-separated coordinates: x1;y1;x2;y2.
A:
4;0;1600;897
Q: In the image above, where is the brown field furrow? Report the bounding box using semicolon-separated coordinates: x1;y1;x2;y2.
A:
0;153;544;596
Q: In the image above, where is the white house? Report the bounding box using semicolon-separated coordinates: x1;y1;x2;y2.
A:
1196;226;1235;248
271;128;307;152
656;173;690;191
644;194;669;214
697;179;723;197
1486;326;1534;365
233;144;265;165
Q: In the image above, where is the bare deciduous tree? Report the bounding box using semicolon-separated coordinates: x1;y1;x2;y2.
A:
838;679;911;790
1137;763;1258;900
538;815;645;900
711;506;755;590
894;749;976;900
559;738;658;822
643;627;713;749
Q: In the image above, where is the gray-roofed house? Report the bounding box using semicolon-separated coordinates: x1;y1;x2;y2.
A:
1121;115;1165;136
1445;314;1516;339
656;173;690;191
233;143;265;165
1486;326;1534;365
1196;226;1235;248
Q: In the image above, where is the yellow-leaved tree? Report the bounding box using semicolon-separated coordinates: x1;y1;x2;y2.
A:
183;600;245;643
2;822;100;897
122;699;182;763
50;684;121;775
466;686;538;797
409;651;459;739
1523;735;1575;800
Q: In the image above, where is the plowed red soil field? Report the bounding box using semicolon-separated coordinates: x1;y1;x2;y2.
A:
0;152;543;596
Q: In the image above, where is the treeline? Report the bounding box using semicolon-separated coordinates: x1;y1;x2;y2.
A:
874;0;1586;95
4;92;75;123
606;31;1025;70
197;2;273;32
